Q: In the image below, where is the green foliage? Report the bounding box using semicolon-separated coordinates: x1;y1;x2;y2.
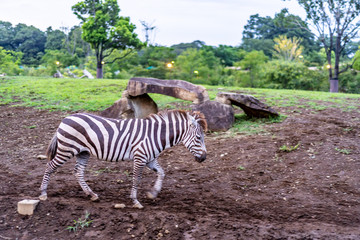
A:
263;60;327;90
242;8;319;56
338;70;360;94
171;40;205;55
13;23;46;65
45;27;66;51
0;47;23;75
279;143;300;152
170;48;224;85
235;50;268;87
335;147;352;155
66;211;93;232
41;50;80;74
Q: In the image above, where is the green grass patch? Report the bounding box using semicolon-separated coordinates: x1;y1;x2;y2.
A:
0;76;128;111
1;76;359;113
230;113;286;135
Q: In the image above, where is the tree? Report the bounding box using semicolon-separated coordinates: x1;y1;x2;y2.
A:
273;35;304;61
0;21;16;50
295;0;360;92
171;40;205;56
236;50;268;87
72;0;143;78
173;48;222;84
13;24;46;65
45;27;66;51
0;22;46;65
241;9;319;56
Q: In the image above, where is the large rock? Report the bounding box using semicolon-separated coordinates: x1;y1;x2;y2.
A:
100;91;158;119
216;92;279;118
127;77;209;104
192;101;234;131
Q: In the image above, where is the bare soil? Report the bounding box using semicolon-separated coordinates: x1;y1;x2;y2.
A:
0;103;359;240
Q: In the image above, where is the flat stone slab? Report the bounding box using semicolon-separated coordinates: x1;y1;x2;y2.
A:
127;77;209;104
100;91;158;119
215;92;279;118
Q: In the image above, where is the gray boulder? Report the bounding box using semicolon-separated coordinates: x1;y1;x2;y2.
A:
216;92;279;118
192;101;234;131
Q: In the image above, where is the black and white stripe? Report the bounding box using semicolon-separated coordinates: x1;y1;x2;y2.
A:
39;110;207;208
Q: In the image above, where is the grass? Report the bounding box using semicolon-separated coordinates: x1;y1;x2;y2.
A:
0;76;128;111
1;76;359;113
230;113;286;135
335;147;352;155
279;143;301;152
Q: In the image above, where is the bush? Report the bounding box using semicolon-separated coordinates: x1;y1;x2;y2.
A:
263;60;327;90
0;47;23;75
339;70;360;94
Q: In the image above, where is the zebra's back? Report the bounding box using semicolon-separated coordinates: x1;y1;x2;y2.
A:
57;113;151;161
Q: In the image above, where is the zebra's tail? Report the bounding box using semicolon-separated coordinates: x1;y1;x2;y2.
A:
46;134;58;161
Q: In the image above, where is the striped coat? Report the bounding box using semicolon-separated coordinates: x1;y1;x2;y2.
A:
40;110;207;208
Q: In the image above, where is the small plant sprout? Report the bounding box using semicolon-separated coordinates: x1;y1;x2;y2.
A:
237;165;245;171
279;143;300;152
66;211;93;232
335;147;351;155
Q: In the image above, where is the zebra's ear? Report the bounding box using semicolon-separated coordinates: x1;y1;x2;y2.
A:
189;111;207;132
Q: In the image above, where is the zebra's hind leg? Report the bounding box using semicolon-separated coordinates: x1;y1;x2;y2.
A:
146;158;165;200
74;151;98;201
130;158;146;209
39;155;71;200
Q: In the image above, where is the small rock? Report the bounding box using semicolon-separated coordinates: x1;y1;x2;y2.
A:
114;203;126;209
18;199;40;215
37;155;47;160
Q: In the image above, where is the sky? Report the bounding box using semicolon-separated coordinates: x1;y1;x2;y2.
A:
0;0;307;47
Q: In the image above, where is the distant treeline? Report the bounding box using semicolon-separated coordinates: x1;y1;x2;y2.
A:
1;8;360;93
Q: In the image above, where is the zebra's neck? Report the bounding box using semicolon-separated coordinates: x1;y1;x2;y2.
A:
148;111;189;151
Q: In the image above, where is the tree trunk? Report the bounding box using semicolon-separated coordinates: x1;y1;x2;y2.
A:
329;78;339;93
96;61;103;79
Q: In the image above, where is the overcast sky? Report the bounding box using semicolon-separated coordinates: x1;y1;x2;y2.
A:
0;0;307;46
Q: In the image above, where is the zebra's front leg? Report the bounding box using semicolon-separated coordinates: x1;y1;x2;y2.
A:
74;152;98;201
146;158;165;200
130;158;146;209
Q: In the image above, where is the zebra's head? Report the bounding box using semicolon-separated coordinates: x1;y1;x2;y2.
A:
183;111;207;163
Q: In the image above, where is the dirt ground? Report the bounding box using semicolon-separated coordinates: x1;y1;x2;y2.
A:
0;102;359;240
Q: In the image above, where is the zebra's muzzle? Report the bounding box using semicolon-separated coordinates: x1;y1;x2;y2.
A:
195;152;207;163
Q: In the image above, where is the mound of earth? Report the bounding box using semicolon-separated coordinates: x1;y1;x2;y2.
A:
0;103;359;239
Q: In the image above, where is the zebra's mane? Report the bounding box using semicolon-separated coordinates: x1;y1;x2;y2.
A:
147;110;207;132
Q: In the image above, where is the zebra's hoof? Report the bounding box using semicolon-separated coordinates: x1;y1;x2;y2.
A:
146;191;157;199
91;195;99;201
133;202;144;209
39;194;47;201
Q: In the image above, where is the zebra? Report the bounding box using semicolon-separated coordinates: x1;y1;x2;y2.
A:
39;110;207;209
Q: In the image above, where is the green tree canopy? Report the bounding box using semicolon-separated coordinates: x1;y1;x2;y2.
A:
242;8;319;56
45;27;66;51
72;0;144;78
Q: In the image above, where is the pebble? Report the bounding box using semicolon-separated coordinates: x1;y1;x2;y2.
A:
114;203;126;209
36;155;47;160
